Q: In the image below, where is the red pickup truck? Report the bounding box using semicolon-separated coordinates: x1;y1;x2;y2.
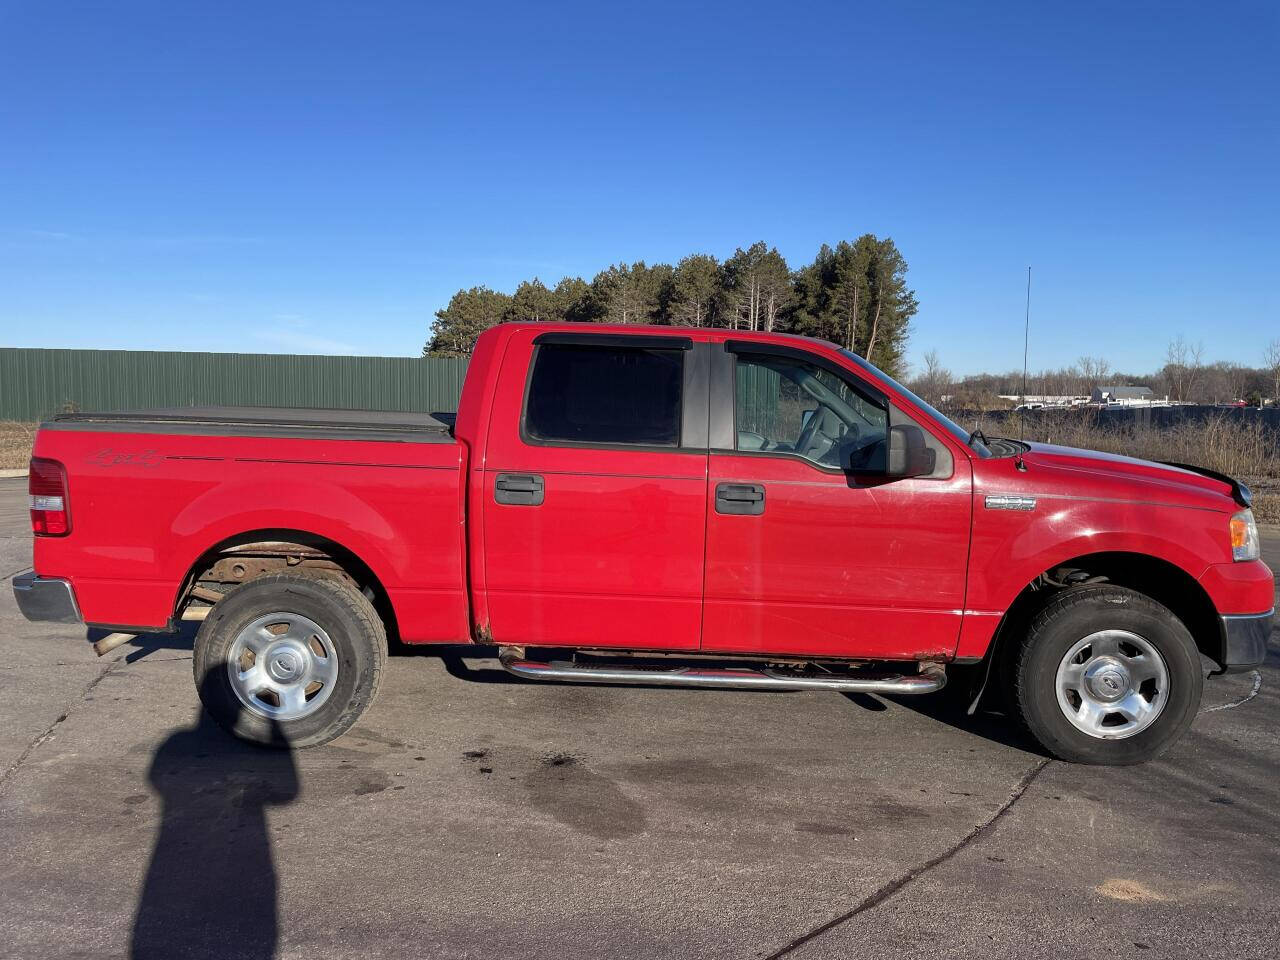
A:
12;324;1273;764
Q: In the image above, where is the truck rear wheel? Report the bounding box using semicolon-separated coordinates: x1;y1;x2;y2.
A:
193;574;386;748
1012;584;1202;765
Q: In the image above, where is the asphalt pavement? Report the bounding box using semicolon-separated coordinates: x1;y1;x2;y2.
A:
0;476;1276;959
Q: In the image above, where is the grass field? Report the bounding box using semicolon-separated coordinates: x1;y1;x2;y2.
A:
974;412;1280;522
0;422;36;470
3;415;1277;520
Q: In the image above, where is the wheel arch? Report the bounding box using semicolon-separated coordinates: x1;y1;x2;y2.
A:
172;527;400;643
997;550;1223;670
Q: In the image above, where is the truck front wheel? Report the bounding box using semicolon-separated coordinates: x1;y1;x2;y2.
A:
1012;584;1202;765
193;574;386;748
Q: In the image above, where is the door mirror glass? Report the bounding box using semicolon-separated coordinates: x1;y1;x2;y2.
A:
887;423;936;477
848;423;935;477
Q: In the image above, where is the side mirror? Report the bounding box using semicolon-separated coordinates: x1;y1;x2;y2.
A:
887;424;935;478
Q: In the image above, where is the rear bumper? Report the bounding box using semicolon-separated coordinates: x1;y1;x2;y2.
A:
11;571;82;624
1218;609;1273;672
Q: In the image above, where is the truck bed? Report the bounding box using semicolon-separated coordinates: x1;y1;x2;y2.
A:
30;406;469;641
44;406;456;443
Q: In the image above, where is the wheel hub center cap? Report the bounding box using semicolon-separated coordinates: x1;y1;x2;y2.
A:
268;648;304;682
1084;657;1130;702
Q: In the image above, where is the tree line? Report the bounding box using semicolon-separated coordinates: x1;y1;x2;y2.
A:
424;235;918;377
910;336;1280;409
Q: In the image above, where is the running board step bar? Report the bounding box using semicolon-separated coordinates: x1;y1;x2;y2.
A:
497;648;945;695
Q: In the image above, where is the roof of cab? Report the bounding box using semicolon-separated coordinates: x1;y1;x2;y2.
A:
488;321;843;353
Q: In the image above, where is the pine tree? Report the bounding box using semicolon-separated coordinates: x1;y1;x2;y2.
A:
424;287;512;356
421;236;916;366
506;279;557;323
589;262;671;325
722;243;791;331
667;254;722;327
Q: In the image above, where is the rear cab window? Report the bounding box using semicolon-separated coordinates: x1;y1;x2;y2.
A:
524;343;684;447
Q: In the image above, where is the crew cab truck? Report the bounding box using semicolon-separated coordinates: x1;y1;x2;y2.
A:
12;323;1273;765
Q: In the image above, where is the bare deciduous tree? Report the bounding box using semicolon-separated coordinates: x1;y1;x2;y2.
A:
1076;356;1112;395
1264;338;1280;404
915;350;952;407
1164;336;1205;402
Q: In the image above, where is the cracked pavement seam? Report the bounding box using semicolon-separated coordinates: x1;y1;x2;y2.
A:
1200;669;1262;713
763;756;1053;960
0;654;122;791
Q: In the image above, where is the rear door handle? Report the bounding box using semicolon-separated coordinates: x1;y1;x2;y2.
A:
715;482;765;516
495;473;544;506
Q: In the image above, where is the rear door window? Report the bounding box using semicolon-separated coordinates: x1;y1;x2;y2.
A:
524;344;684;447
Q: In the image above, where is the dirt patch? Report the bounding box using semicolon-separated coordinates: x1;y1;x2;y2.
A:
1096;878;1170;903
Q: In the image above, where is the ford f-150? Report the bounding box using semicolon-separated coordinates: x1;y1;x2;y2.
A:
12;323;1273;764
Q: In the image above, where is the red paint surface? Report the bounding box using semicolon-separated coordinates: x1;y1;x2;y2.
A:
33;431;470;641
703;452;971;658
31;322;1271;662
478;327;707;650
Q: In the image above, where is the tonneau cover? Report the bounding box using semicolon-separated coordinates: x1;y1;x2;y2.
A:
44;406;456;443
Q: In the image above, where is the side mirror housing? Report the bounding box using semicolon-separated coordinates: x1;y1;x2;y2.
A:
887;424;935;478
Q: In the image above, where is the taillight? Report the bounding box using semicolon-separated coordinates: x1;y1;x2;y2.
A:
29;458;70;536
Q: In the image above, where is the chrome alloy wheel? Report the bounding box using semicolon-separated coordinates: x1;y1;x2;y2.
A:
227;612;339;721
1055;630;1169;740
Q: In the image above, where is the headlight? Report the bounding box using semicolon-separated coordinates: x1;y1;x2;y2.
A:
1230;509;1259;562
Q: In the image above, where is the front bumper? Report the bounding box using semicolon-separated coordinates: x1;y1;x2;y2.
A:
1218;609;1273;672
11;571;82;624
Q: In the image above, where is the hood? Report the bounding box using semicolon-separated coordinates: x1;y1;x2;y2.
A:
1020;442;1250;510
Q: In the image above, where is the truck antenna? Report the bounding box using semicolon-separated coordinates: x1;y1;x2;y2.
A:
1017;266;1031;469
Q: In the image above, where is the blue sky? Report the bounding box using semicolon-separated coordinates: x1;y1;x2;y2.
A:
1;0;1274;375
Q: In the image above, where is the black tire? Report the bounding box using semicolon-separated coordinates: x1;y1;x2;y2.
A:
1011;584;1202;765
193;574;386;748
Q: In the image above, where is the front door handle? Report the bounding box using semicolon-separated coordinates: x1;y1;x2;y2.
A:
495;473;544;506
715;482;765;515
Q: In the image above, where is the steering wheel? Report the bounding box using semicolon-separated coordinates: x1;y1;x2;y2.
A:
793;406;825;459
796;406;858;462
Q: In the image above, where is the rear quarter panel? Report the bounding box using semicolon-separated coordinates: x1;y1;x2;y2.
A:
32;429;469;642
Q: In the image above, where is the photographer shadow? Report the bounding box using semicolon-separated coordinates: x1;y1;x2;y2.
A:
130;672;299;960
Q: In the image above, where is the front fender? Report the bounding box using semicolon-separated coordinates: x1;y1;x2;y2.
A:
969;496;1223;617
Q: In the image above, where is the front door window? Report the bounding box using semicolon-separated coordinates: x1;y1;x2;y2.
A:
734;352;888;471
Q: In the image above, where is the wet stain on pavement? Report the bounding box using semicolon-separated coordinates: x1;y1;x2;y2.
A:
868;798;930;823
346;727;407;751
522;752;646;840
795;821;857;837
353;772;392;796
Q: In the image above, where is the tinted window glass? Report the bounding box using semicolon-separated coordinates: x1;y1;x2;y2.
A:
526;344;683;446
735;353;887;468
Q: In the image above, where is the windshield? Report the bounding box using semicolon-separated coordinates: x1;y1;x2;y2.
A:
838;349;993;458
